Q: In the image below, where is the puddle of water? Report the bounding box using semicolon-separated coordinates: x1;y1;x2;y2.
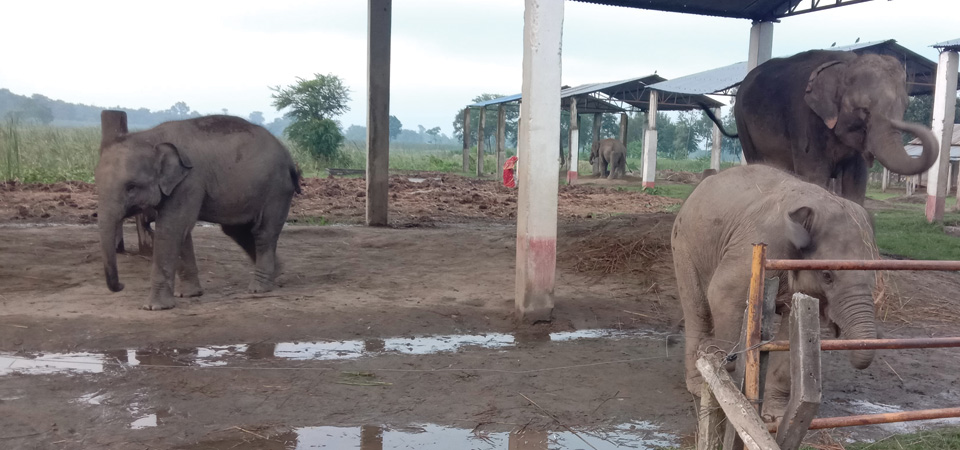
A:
130;414;157;429
0;352;104;375
0;328;660;376
180;422;677;449
841;399;960;437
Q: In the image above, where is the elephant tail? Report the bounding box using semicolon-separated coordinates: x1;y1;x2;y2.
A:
290;163;303;195
699;103;738;139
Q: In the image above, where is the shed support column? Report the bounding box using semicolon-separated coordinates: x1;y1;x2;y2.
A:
747;21;774;70
497;104;506;181
591;112;602;176
642;91;658;189
882;167;889;192
711;108;722;171
567;98;579;184
926;48;959;222
619;112;628;144
462;108;471;172
516;0;562;322
477;107;486;177
366;0;391;226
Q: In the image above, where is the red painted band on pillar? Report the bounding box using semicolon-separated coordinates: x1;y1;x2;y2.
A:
642;182;655;189
567;171;578;182
926;195;944;221
525;237;557;294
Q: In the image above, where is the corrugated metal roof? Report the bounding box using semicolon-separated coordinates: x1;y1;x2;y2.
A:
648;39;947;97
572;0;880;21
470;94;521;108
907;124;960;146
648;61;747;95
933;39;960;50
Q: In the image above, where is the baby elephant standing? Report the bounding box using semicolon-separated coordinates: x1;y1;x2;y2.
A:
96;115;301;310
590;138;626;179
671;165;879;419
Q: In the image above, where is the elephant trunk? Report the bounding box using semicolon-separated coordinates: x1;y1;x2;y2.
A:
869;118;938;176
99;213;125;292
830;294;878;370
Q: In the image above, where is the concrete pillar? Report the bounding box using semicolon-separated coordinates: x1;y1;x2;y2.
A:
477;107;486;177
642;91;658;188
591;112;602;176
711;108;722;171
497;104;506;181
366;0;391;226
462;108;471;172
619;112;628;144
567;98;579;184
515;0;563;322
882;167;889;192
747;21;774;70
926;49;959;222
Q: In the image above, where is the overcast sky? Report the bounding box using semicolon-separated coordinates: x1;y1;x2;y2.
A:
2;0;957;135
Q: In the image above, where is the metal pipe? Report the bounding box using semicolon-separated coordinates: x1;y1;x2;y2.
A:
744;244;767;412
759;337;960;352
766;259;960;271
768;407;960;432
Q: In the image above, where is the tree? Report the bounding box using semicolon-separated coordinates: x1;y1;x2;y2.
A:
169;101;191;117
248;111;265;125
389;115;402;140
271;73;351;159
452;94;519;148
426;126;441;144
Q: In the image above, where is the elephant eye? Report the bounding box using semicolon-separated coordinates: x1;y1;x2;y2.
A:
125;182;137;192
821;270;834;285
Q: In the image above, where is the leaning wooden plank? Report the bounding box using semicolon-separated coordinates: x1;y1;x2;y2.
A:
776;293;822;450
697;354;781;450
697;381;724;450
723;310;750;450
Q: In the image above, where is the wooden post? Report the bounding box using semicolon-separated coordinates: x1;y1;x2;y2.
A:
926;48;959;222
744;244;767;410
477;107;486;177
776;293;822;450
515;0;563;322
497;104;506;181
642;92;658;188
567;98;579;184
882;167;889;192
619;112;628;145
711;108;722;171
366;0;391;226
462;107;471;172
592;112;602;176
698;381;724;450
697;355;782;450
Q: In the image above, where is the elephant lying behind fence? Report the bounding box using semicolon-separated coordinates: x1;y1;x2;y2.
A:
704;50;938;205
589;139;626;179
671;164;879;420
96;115;301;310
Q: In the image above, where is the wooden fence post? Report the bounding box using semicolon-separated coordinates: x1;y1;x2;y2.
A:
697;354;782;450
776;293;822;450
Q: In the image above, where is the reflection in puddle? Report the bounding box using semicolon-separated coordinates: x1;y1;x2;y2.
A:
0;328;661;376
182;423;677;449
843;399;960;435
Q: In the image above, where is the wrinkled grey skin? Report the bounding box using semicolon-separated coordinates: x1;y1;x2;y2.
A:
95;115;301;310
671;164;879;420
707;50;938;205
589;139;626;179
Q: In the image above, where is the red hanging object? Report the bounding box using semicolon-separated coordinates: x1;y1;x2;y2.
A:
503;156;519;188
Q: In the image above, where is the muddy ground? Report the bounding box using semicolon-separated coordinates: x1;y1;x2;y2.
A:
2;173;960;449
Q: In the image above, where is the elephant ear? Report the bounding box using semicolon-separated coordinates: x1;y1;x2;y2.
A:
786;206;814;251
804;61;845;130
155;143;193;196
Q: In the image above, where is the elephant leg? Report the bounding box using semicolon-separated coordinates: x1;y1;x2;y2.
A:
840;158;869;205
247;199;292;293
674;250;713;396
146;211;198;310
705;260;752;374
175;229;203;298
221;223;257;262
761;318;792;421
602;156;610;178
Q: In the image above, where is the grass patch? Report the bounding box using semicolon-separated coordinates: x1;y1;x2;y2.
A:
0;122;100;183
873;209;960;260
834;427;960;449
287;216;330;226
866;189;902;202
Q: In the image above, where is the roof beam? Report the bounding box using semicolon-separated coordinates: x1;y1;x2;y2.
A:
779;0;875;19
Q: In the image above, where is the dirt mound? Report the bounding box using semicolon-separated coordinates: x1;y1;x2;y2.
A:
0;173;679;226
658;169;701;184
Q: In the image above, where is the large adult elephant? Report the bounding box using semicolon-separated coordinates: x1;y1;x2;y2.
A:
672;164;880;420
96;115;301;310
706;50;938;204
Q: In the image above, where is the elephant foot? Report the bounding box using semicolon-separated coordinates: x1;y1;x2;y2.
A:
248;280;275;294
143;296;176;311
175;284;203;298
